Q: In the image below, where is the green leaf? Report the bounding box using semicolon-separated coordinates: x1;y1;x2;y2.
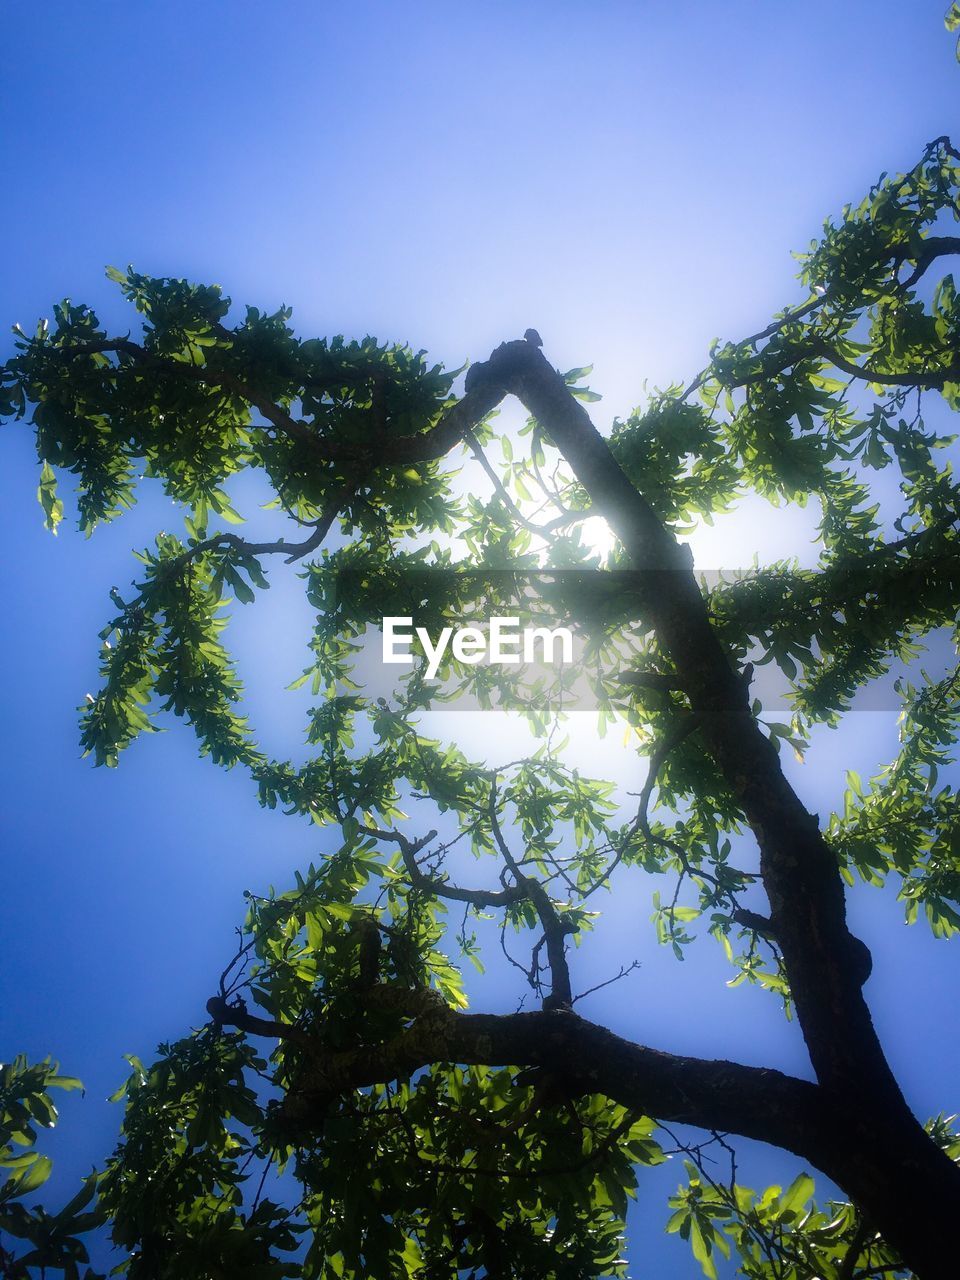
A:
779;1171;815;1214
8;1154;52;1197
36;461;64;533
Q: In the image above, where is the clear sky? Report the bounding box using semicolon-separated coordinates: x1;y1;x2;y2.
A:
1;3;958;1275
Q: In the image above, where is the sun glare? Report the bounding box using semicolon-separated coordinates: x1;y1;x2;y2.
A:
580;499;823;571
579;514;618;561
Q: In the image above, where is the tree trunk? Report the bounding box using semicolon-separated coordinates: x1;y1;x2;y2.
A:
462;337;960;1277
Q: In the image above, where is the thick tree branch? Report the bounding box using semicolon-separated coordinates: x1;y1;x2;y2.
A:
466;339;884;1085
51;337;508;466
210;973;956;1275
212;997;831;1170
616;670;685;694
459;338;960;1277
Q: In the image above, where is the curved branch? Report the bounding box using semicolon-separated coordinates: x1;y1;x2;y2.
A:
463;427;543;534
463;336;960;1276
467;339;884;1082
487;782;573;1009
897;235;960;290
49;337;508;466
371;827;526;909
215;999;833;1171
810;339;960;390
52;337;319;447
679;294;824;402
581;707;706;902
153;480;352;583
678;232;960;403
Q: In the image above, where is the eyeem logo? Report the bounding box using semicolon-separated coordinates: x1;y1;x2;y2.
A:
382;616;574;680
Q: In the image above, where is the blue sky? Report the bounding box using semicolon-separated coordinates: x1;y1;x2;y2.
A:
2;2;959;1275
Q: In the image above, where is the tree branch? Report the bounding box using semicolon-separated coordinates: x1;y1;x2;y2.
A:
213;998;833;1172
810;339;960;390
487;781;574;1009
616;670;685;694
460;337;960;1276
466;340;885;1085
371;827;526;909
52;337;320;447
897;235;960;291
50;337;509;466
153;480;352;582
463;427;544;535
680;295;824;402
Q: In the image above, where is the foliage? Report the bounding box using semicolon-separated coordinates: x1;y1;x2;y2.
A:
3;131;960;1277
0;1057;100;1279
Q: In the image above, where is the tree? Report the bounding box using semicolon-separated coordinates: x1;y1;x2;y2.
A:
2;133;960;1280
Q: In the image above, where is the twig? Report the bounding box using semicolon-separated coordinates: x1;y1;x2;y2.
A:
571;960;641;1005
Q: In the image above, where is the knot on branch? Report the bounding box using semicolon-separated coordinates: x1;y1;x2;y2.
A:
731;910;873;986
463;338;544;394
